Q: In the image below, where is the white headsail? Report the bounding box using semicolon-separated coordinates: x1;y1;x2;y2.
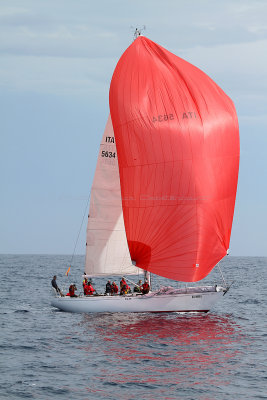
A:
85;115;140;276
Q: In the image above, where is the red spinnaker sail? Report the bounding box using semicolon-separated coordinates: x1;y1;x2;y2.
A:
109;36;239;282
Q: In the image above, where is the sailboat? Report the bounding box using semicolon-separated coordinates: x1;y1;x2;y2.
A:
51;34;239;313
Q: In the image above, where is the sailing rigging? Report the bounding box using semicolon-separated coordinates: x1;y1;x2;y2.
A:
51;34;239;313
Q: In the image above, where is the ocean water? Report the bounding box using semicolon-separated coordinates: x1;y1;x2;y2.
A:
0;255;266;400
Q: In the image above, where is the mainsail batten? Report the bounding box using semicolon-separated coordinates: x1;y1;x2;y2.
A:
85;115;140;277
109;36;239;282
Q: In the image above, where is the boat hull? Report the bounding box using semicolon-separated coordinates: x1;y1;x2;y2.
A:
51;286;225;313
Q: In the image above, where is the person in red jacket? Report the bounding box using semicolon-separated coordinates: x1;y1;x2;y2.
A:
120;277;126;291
66;284;78;297
111;281;118;295
120;277;131;295
84;281;95;296
141;280;150;294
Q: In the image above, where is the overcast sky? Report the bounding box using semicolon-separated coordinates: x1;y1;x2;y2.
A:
1;0;267;256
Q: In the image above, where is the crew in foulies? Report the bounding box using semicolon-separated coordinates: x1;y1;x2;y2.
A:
66;284;78;297
141;280;150;294
84;280;95;296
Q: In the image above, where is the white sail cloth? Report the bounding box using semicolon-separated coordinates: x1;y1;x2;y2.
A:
85;115;140;276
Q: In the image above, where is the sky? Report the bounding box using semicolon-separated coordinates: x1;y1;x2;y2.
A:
1;0;267;256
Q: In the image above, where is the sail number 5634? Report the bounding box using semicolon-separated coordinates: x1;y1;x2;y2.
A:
101;151;116;158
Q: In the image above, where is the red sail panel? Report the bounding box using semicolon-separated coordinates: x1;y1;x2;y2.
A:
109;36;239;282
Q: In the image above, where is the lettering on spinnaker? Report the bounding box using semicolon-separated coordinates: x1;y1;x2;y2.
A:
152;114;174;123
152;112;197;123
182;112;197;119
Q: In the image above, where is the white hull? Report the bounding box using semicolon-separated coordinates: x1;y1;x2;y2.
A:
51;286;226;313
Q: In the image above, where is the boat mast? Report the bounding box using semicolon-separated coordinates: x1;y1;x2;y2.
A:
144;270;151;287
132;259;151;288
133;25;146;40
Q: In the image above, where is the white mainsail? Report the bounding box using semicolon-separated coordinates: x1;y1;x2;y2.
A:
85;115;140;276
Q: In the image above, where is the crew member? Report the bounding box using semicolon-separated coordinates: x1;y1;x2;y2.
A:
51;275;62;295
120;277;126;290
134;280;142;293
105;280;112;295
141;280;150;294
66;284;78;297
120;282;131;295
83;277;88;295
84;281;95;296
111;281;118;295
120;277;130;292
120;284;127;295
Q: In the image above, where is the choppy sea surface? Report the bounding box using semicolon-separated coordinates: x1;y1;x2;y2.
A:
0;255;266;400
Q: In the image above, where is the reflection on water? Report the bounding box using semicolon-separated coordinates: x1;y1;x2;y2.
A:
79;313;243;398
2;255;263;400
